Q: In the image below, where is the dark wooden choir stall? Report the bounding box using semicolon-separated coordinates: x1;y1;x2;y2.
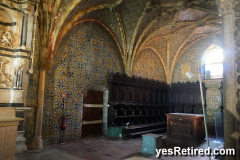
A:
107;73;206;146
166;82;206;146
107;73;169;139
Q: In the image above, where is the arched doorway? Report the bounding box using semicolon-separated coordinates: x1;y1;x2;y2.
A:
82;83;109;137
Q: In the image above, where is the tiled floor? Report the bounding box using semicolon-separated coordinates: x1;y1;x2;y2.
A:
16;133;224;160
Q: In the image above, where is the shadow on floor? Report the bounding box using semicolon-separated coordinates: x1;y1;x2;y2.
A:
16;133;226;160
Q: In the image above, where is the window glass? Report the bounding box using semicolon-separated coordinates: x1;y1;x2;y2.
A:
204;46;223;79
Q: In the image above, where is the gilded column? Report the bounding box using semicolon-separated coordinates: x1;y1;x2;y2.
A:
0;60;3;74
13;68;18;88
21;11;28;50
217;0;238;159
29;4;38;74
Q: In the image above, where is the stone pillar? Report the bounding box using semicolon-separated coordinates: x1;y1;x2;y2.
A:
217;0;238;159
103;91;109;135
0;61;3;74
13;68;18;89
31;70;45;149
18;68;23;89
20;11;28;50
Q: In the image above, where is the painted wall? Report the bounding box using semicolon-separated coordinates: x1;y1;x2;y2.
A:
132;49;166;81
172;36;222;83
172;36;222;125
42;22;124;142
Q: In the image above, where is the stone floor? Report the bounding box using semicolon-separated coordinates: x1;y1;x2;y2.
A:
16;133;225;160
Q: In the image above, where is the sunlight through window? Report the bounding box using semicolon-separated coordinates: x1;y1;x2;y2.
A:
204;45;223;79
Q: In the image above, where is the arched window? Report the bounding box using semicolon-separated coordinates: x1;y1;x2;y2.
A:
203;45;223;79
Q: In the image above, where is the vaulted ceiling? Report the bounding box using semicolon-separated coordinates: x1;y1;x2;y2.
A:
43;0;221;83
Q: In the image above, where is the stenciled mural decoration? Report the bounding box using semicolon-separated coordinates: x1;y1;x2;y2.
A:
172;36;222;125
43;22;124;142
132;49;166;81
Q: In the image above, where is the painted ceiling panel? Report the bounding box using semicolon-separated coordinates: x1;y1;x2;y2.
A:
80;9;123;52
169;26;195;62
152;0;181;4
65;0;119;22
194;3;218;13
119;0;147;45
194;25;221;35
58;0;73;16
141;11;176;45
147;38;167;64
177;8;208;22
147;25;188;42
53;0;222;80
135;7;162;46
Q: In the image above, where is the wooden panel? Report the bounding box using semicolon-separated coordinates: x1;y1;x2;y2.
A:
120;87;126;102
128;87;134;103
158;92;162;104
169;82;204;112
185;92;193;104
149;89;154;104
134;89;141;103
82;90;103;137
171;93;176;104
110;86;118;102
162;92;167;104
166;113;205;144
142;89;148;104
194;92;201;104
83;91;103;104
154;90;158;104
82;107;103;121
184;105;193;113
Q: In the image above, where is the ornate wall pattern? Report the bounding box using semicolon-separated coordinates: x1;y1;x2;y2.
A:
80;9;123;53
24;107;37;145
43;22;124;142
172;36;222;83
119;0;147;45
66;0;119;20
132;49;166;81
58;0;72;16
172;36;222;125
136;7;162;43
148;38;167;63
206;89;221;125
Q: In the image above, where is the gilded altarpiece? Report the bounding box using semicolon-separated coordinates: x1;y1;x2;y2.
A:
0;0;37;153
